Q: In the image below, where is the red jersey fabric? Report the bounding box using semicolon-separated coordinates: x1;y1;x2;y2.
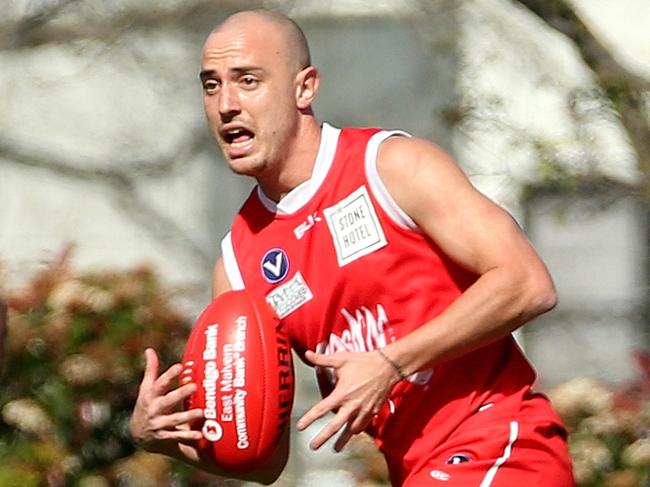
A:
222;124;573;486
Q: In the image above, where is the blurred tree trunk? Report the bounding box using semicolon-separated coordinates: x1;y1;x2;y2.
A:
515;0;650;198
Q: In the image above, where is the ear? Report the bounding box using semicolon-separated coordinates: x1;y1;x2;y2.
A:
295;66;320;110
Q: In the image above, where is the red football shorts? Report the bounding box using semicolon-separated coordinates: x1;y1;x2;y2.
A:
394;395;575;486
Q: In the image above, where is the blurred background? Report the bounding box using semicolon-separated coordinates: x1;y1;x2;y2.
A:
0;0;648;486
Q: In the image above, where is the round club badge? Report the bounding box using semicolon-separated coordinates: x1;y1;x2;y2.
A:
261;248;290;284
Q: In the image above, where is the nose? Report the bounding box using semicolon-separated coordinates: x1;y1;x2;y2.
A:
218;83;240;119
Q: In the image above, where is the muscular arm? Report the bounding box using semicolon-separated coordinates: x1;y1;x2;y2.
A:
297;136;556;450
130;258;289;485
376;136;556;374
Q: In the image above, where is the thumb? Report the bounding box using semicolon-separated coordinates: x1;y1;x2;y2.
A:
305;349;338;368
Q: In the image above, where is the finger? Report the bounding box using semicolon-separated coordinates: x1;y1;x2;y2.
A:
154;363;184;395
156;428;204;443
177;430;205;445
168;408;205;429
333;423;354;452
157;382;198;412
304;350;339;368
142;348;160;389
309;407;355;450
296;396;339;431
151;408;204;431
349;408;372;435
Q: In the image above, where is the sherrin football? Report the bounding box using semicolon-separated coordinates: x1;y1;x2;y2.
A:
182;290;294;472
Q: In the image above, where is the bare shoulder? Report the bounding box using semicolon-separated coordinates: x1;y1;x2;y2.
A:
376;136;476;222
377;136;456;173
376;135;534;274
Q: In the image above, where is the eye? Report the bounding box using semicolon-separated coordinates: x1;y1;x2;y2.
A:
203;79;220;94
240;75;259;89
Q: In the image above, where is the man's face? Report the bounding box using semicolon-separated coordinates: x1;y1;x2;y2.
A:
200;20;301;178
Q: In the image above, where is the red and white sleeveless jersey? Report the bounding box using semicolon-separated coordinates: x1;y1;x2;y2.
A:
222;123;540;474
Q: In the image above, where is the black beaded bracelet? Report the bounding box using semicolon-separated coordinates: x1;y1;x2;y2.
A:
376;348;407;380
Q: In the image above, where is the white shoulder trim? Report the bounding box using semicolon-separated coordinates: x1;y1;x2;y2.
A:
257;123;341;215
365;130;418;230
220;232;245;291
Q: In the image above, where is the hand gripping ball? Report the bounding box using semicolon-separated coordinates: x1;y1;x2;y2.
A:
182;290;294;472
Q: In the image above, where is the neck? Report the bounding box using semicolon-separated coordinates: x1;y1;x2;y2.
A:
258;116;322;202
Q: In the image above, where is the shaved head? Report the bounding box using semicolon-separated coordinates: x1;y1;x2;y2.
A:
200;7;321;193
211;9;311;74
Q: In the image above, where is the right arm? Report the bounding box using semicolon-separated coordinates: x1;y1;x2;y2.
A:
129;258;290;484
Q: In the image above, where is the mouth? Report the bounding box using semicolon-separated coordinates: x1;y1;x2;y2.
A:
221;126;255;156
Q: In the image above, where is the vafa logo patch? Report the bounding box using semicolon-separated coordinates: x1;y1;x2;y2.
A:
265;271;313;319
261;248;289;283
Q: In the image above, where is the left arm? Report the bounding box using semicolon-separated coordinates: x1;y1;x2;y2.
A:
376;137;557;373
297;136;556;449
